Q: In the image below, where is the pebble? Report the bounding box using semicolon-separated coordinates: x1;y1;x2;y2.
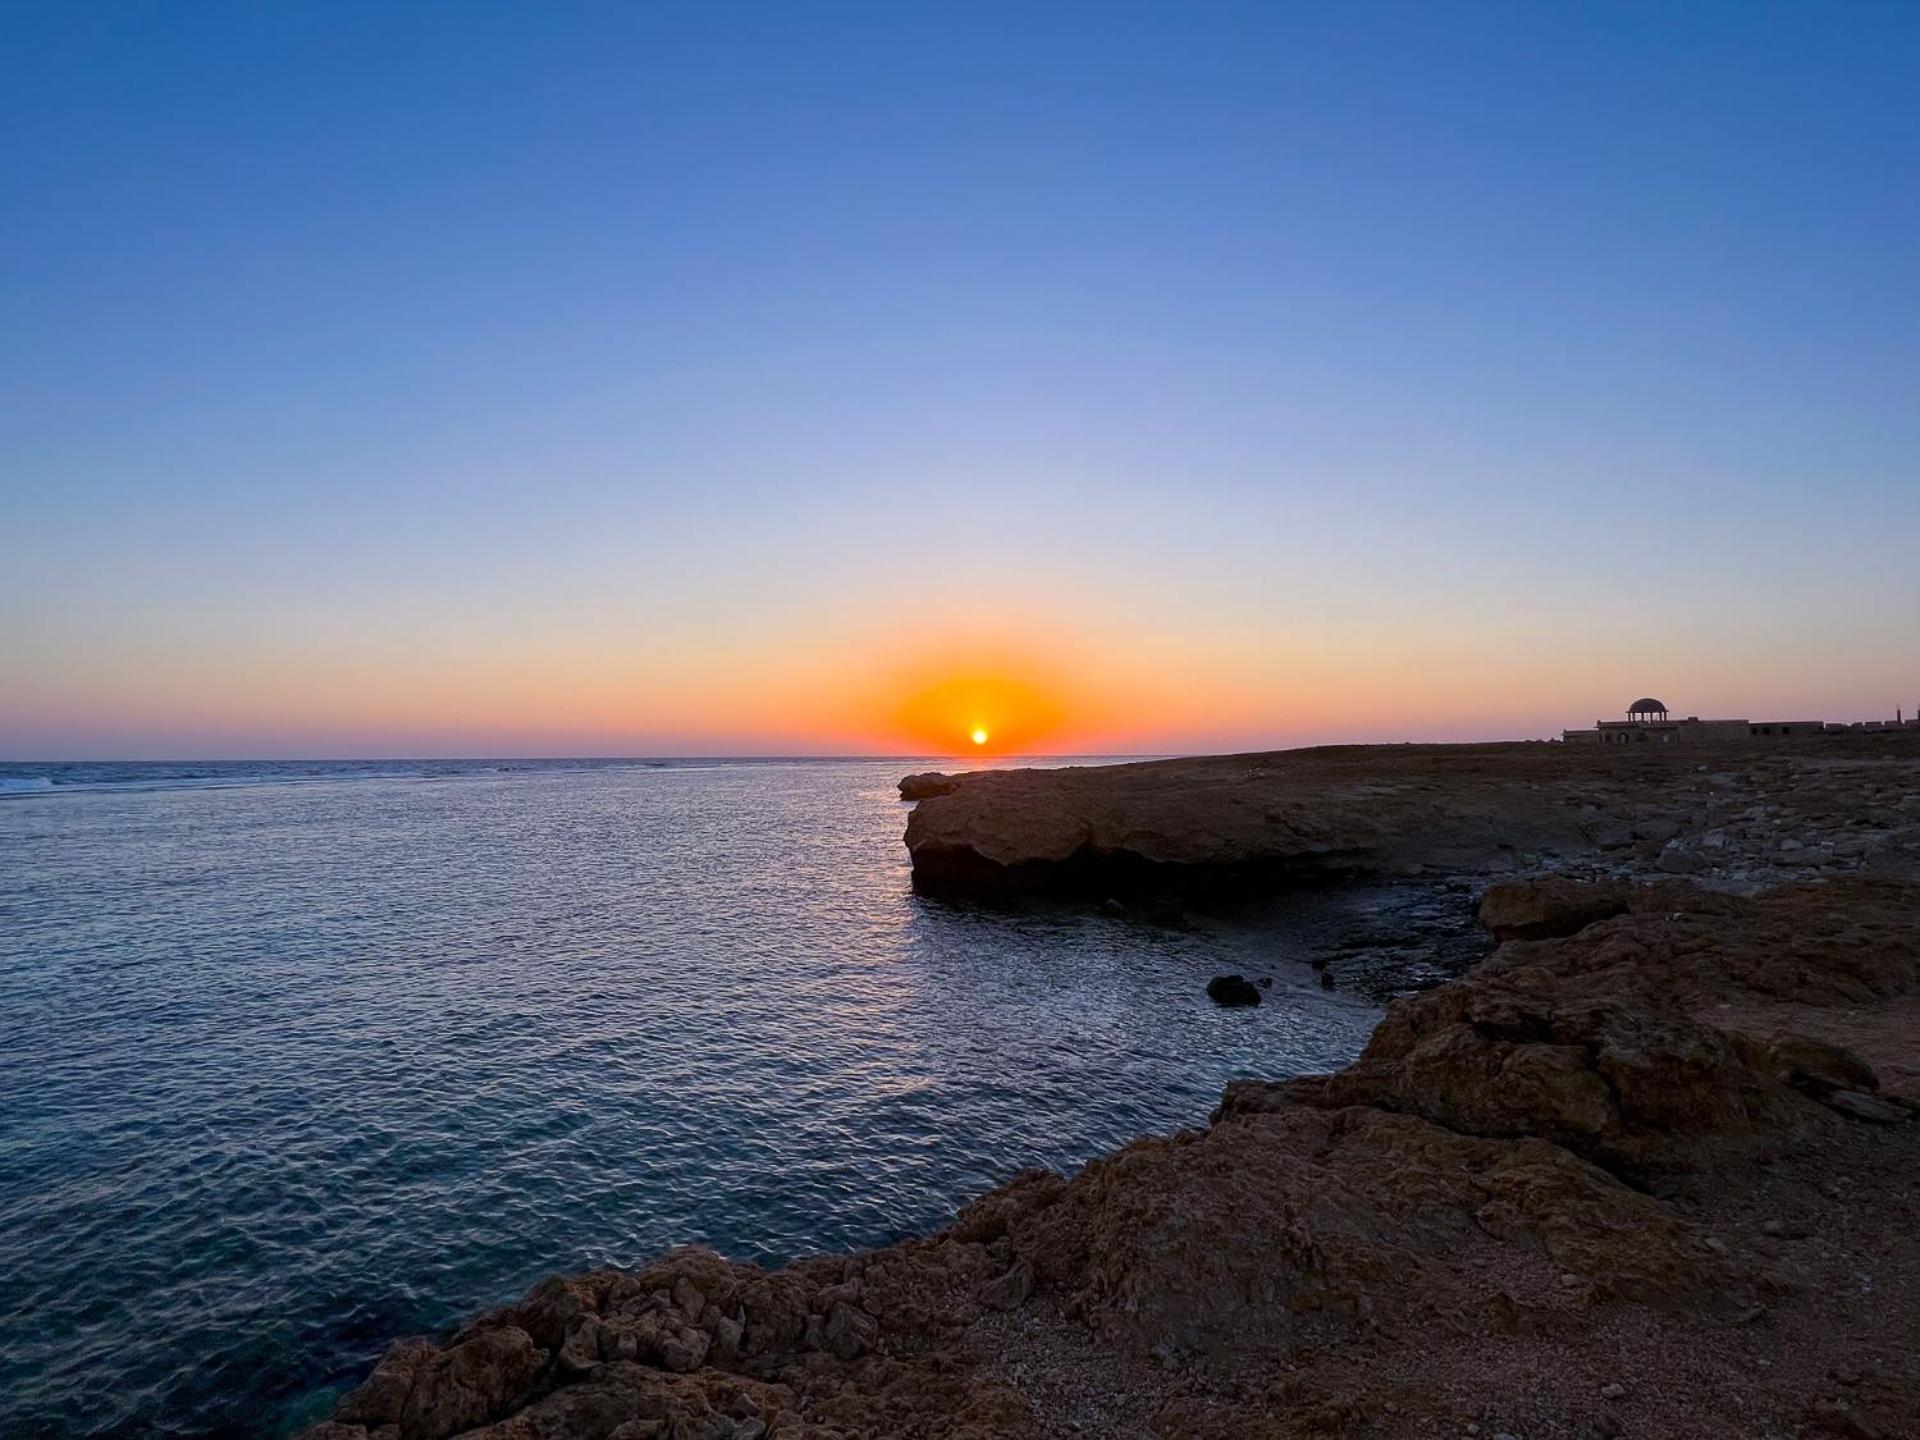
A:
1600;1382;1626;1399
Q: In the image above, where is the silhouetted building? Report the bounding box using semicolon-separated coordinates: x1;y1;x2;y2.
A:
1563;699;1824;744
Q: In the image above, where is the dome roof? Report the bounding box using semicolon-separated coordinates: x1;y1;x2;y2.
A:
1628;697;1668;714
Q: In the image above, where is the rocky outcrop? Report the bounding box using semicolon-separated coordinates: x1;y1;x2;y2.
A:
304;733;1920;1440
302;872;1920;1440
897;772;957;801
900;736;1920;897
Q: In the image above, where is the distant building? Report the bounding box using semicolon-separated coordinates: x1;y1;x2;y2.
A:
1562;697;1826;744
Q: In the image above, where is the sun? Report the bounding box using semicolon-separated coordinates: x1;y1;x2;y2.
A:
969;727;989;746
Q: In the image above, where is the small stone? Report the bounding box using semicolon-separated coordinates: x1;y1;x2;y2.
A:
1600;1382;1626;1399
1761;1218;1808;1239
1558;1272;1581;1287
1703;1236;1728;1255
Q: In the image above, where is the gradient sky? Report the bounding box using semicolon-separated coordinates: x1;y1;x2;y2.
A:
3;1;1916;758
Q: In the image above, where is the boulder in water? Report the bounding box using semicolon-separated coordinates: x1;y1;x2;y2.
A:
1206;975;1261;1007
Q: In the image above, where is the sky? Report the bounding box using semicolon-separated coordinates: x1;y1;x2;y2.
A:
2;1;1916;759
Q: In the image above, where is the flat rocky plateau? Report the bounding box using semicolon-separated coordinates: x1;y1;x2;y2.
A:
303;736;1920;1440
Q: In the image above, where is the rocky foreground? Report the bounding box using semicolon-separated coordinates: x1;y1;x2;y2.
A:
305;738;1920;1440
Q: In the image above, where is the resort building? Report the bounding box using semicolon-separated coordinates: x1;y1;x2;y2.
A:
1563;698;1828;744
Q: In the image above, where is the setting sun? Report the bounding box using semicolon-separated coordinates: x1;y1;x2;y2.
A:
970;727;989;746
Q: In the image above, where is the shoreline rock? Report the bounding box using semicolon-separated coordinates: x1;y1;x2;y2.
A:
900;736;1920;899
301;739;1920;1440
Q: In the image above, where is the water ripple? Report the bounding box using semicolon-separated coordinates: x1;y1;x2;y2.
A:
0;761;1382;1437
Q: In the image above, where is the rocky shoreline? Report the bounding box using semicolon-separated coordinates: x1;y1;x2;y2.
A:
301;737;1920;1440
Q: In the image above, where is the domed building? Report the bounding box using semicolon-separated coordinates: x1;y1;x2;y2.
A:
1563;698;1827;745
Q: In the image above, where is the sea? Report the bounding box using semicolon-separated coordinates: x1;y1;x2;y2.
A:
0;757;1388;1437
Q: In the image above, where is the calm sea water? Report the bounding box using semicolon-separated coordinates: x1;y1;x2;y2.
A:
0;759;1383;1438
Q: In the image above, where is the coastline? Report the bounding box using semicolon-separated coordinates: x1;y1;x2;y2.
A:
301;737;1920;1440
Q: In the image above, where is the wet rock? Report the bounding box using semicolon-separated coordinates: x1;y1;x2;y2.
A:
1206;974;1261;1007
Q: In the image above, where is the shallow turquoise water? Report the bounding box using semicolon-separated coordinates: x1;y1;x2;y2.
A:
0;759;1380;1437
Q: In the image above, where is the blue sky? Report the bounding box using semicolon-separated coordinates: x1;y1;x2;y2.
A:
2;2;1916;756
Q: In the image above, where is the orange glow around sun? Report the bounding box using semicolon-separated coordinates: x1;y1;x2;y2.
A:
884;662;1068;756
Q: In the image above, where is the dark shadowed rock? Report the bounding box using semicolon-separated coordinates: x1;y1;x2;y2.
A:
1766;1033;1881;1096
1206;974;1261;1007
1478;876;1629;941
898;772;957;800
